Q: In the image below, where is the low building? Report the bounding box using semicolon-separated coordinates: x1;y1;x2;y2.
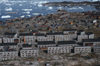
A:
47;32;76;42
0;50;18;61
63;29;77;39
37;41;56;50
0;43;18;50
20;48;39;58
48;46;70;54
2;38;19;43
93;47;100;53
4;32;18;38
19;33;35;44
74;46;91;54
20;44;39;58
83;39;100;47
77;34;88;42
57;41;78;53
77;32;94;42
35;33;53;41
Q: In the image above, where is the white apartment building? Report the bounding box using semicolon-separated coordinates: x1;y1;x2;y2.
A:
19;33;36;44
55;35;74;42
20;44;39;58
35;33;53;41
57;41;78;47
93;47;100;53
74;46;91;54
20;48;39;58
83;39;100;47
0;43;18;50
77;34;88;42
0;50;18;61
77;32;94;42
48;46;70;54
4;32;18;38
37;41;56;49
47;32;77;42
0;37;20;43
57;41;78;53
63;29;77;39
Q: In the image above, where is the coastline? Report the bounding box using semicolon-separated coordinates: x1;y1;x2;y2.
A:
43;1;100;6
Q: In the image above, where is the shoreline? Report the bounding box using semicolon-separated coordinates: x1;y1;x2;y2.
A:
43;1;100;6
0;10;99;23
43;1;100;11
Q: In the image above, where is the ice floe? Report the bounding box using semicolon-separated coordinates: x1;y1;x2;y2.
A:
33;13;40;16
69;7;84;10
22;9;32;12
23;11;30;14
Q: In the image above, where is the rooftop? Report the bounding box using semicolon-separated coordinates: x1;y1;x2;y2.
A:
22;44;32;47
63;29;77;31
57;41;76;45
37;41;55;45
86;32;94;35
35;33;46;36
46;32;63;35
83;39;100;42
0;43;17;46
4;32;16;36
19;33;33;36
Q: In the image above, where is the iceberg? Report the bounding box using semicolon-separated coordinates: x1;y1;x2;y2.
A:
48;7;53;10
33;13;40;15
5;7;13;11
20;15;25;18
1;15;11;19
